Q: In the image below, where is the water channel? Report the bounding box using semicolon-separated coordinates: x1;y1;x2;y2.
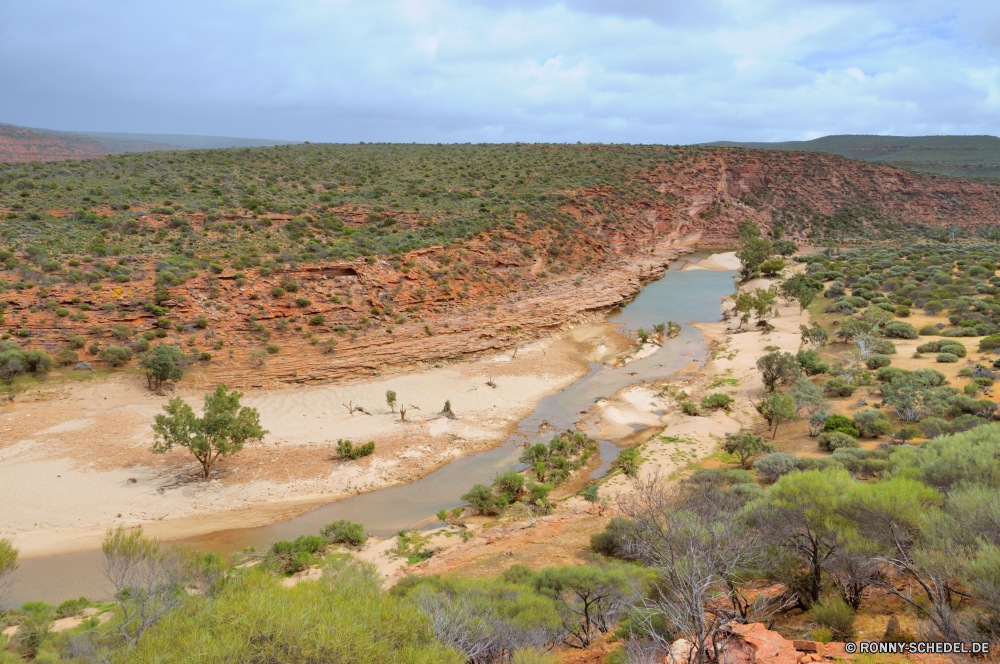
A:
8;252;736;605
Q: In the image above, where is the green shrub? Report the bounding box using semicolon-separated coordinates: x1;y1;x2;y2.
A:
266;343;280;354
100;345;133;367
979;334;1000;352
823;377;855;397
320;520;366;547
919;325;939;336
134;336;151;352
940;343;967;357
869;338;897;355
936;352;959;363
883;321;918;339
818;431;858;452
811;597;855;640
700;393;733;411
336;439;375;460
754;453;800;482
824;414;860;437
590;517;631;556
680;401;699;416
864;354;891;370
796;349;829;376
54;349;78;365
461;483;502;515
853;409;892;438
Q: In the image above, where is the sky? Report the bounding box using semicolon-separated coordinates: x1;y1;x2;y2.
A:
1;0;999;144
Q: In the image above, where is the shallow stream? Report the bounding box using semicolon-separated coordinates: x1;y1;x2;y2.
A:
8;252;736;605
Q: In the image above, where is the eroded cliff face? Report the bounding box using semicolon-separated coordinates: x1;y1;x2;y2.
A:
4;145;1000;386
643;148;1000;243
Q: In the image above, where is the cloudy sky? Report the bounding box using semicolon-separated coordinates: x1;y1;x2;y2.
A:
1;0;998;143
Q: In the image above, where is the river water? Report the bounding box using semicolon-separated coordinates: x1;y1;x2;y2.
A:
7;252;736;605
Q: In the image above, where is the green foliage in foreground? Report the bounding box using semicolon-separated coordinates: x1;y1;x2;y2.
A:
103;560;462;664
337;439;375;460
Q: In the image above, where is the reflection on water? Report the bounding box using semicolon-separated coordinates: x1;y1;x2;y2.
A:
8;254;735;605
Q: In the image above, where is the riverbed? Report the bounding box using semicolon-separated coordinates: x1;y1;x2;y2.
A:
6;252;736;605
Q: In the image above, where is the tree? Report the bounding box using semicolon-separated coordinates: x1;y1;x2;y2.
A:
759;259;785;278
773;239;798;257
837;308;894;358
736;222;774;283
751;286;780;324
531;563;650;648
880;374;949;422
780;274;824;312
386;390;397;413
756;351;800;391
138;344;184;391
729;289;756;330
743;468;853;607
790;377;826;415
724;432;775;469
101;526;188;646
151;384;268;479
615;470;771;664
751;391;797;439
800;322;829;350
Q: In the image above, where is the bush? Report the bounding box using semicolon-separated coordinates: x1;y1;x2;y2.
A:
811;597;855;640
754;453;800;482
796;349;829;376
979;334;1000;352
700;393;733;411
883;321;918;339
853;409;892;438
680;401;699;416
936;352;959;363
818;431;858;452
869;338;897;355
461;483;502;516
320;520;366;547
134;336;151;352
99;345;133;367
895;306;911;317
919;325;939;335
824;414;860;437
864;354;891;370
266;344;280;354
54;349;78;366
823;377;855;397
941;343;967;357
590;517;630;556
336;439;375;460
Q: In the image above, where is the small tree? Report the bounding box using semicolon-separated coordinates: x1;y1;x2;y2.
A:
736;222;774;282
101;526;187;646
724;432;775;469
385;390;397;413
151;384;268;479
780;274;824;312
800;322;829;350
751;391;797;439
138;344;184;391
756;351;801;391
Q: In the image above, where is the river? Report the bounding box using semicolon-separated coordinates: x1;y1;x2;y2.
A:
6;252;736;605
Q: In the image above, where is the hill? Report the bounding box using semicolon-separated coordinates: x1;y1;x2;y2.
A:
1;142;999;384
0;123;297;163
705;134;1000;183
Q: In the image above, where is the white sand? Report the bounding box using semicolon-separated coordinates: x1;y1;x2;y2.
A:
3;324;616;558
681;251;741;271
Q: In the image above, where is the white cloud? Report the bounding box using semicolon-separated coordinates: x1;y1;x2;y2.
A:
0;0;997;142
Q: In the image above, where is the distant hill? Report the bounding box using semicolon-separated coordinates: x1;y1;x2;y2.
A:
0;123;298;163
704;135;1000;183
